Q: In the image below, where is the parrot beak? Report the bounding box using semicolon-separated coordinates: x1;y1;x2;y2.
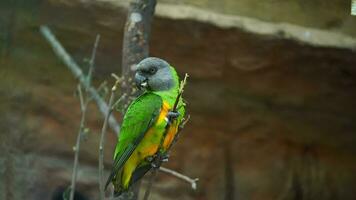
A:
135;73;148;90
140;81;148;88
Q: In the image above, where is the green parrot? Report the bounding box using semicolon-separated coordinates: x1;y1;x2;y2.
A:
105;57;186;196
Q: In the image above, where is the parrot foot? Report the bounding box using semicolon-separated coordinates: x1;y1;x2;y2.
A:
165;111;180;125
151;162;159;169
167;111;179;118
160;153;169;162
148;153;170;169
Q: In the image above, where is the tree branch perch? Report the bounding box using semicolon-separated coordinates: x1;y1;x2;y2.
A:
99;76;120;200
159;167;199;190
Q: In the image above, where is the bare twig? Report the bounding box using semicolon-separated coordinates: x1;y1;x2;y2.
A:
69;85;87;200
142;169;158;200
143;73;192;200
172;73;189;111
159;167;199;190
167;74;190;151
39;26;120;135
143;165;198;200
69;34;99;200
112;94;126;111
87;34;100;87
99;76;120;200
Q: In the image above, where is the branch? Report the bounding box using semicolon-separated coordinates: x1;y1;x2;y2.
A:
143;166;199;200
121;0;157;107
39;26;120;135
167;74;190;151
142;169;158;200
87;34;100;87
172;73;189;112
69;84;87;200
159;167;199;190
99;75;120;200
70;34;99;200
143;74;192;200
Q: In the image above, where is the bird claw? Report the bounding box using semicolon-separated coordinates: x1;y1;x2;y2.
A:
167;111;179;119
148;153;169;169
160;153;169;162
151;162;159;169
166;111;180;125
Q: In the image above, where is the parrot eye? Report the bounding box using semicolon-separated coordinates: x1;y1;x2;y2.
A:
148;67;157;75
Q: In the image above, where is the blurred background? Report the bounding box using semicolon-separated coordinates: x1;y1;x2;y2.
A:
1;0;356;199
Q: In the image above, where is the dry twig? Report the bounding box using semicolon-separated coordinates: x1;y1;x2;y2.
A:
159;167;199;190
142;170;158;200
99;74;121;200
69;34;100;200
87;35;100;86
143;73;197;200
69;84;87;200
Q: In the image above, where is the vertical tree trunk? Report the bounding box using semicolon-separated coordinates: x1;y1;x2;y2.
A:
118;0;156;199
121;0;157;108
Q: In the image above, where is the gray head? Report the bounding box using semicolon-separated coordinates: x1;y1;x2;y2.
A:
135;57;176;91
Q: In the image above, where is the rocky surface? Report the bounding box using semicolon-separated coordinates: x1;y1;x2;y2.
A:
160;0;356;37
1;0;356;200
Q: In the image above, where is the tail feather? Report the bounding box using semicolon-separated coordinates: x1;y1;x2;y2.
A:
108;164;152;197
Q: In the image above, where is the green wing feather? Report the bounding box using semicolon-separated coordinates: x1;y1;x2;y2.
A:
105;92;162;189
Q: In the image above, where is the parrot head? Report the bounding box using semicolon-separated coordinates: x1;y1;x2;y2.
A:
135;57;176;91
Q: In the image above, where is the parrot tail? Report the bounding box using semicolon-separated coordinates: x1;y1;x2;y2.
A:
113;164;152;197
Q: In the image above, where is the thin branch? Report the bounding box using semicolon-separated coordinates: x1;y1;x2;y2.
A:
172;73;189;111
142;169;158;200
99;77;120;200
159;167;199;190
87;34;100;87
69;33;99;200
112;93;126;111
78;84;85;112
143;73;191;200
143;162;199;200
69;84;87;200
39;26;120;135
167;74;190;151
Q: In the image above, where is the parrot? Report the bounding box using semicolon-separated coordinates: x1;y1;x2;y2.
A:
105;57;186;196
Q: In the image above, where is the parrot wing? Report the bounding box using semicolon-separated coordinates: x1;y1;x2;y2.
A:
105;92;162;189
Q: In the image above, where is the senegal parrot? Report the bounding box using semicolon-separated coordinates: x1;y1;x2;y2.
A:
105;57;186;196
